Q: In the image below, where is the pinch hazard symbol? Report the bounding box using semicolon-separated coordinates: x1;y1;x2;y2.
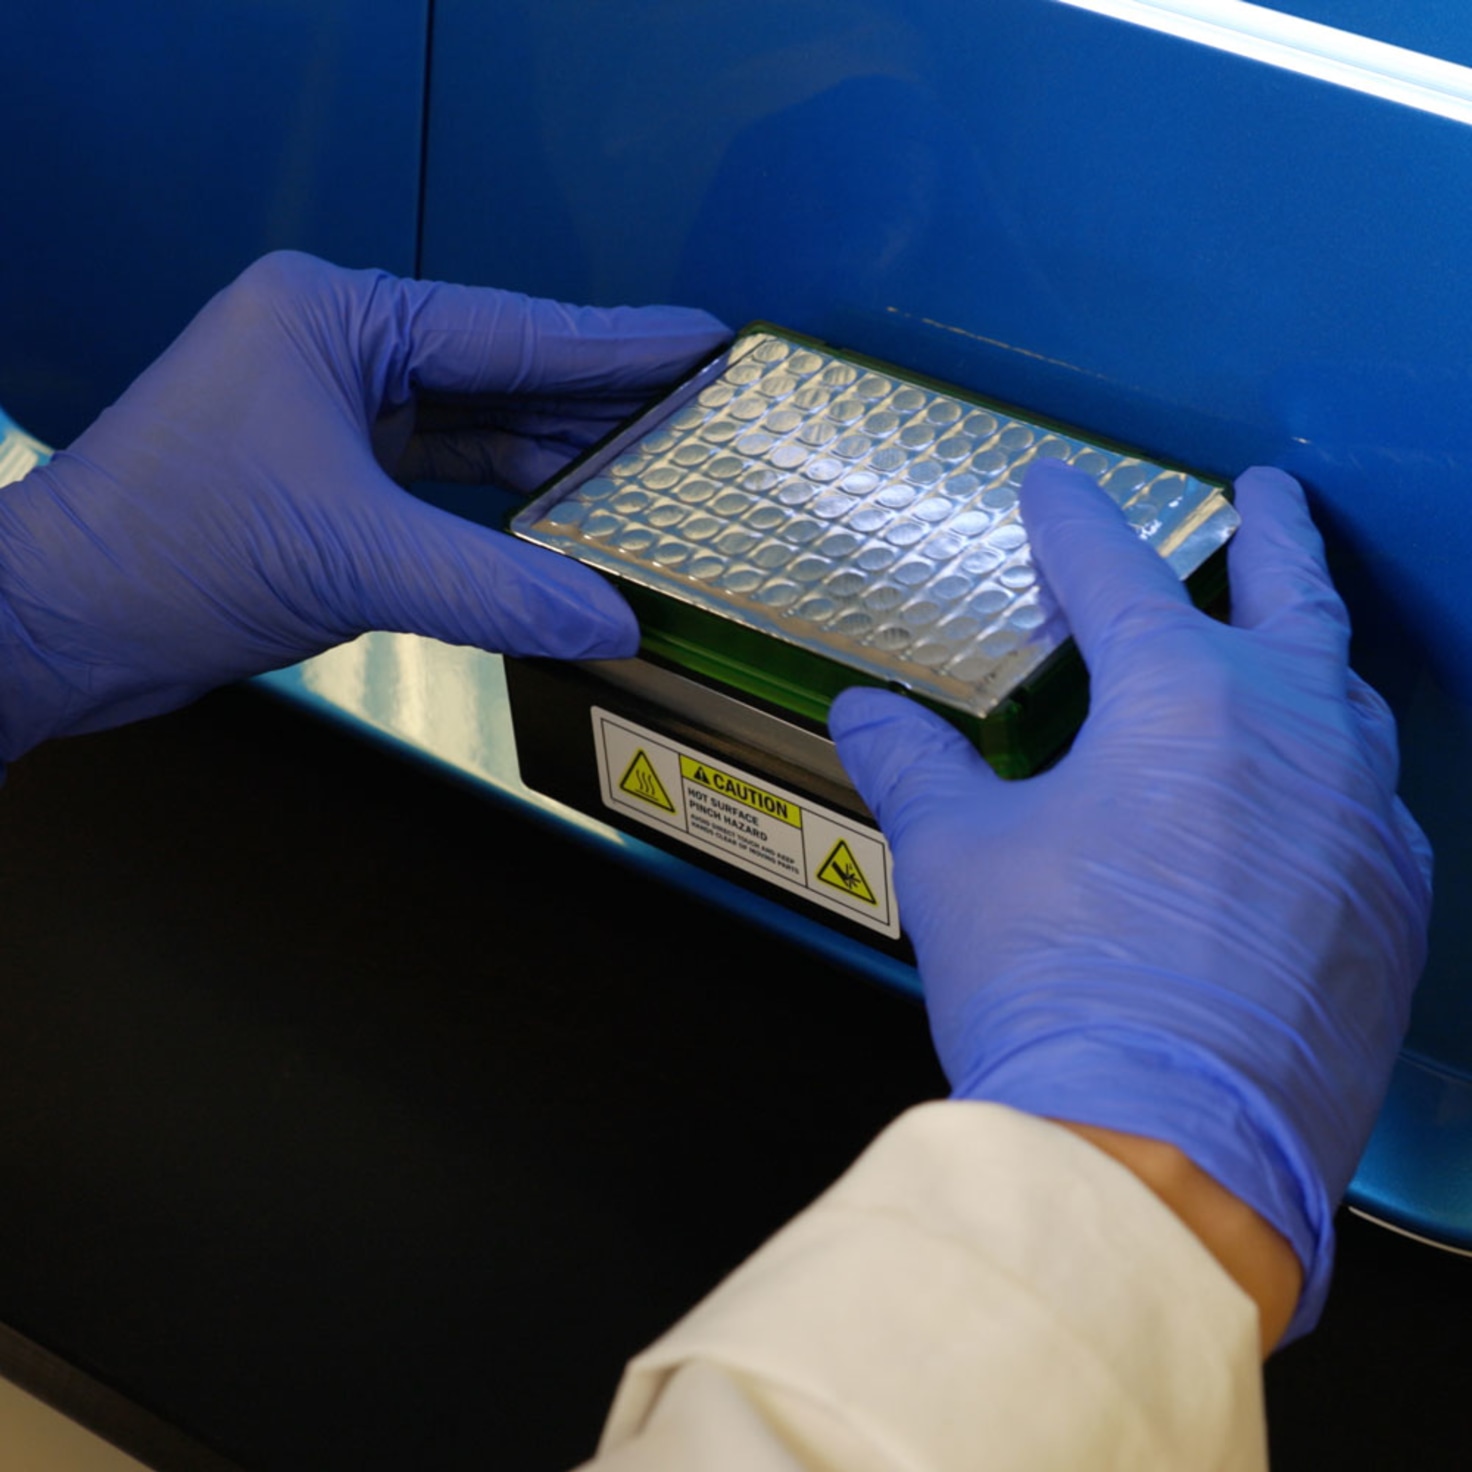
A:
816;840;878;906
618;749;675;813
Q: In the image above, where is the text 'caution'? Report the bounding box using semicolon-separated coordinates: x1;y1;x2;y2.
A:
679;757;801;827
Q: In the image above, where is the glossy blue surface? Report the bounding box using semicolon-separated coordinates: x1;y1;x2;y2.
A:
0;1;426;446
1355;1053;1472;1245
420;0;1472;1244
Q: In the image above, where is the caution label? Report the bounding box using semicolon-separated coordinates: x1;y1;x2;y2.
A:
592;708;898;938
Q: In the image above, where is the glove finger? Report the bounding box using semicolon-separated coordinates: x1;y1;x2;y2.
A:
1345;669;1402;793
376;273;730;403
343;481;639;660
1342;674;1433;901
1018;459;1194;672
1391;794;1435;899
1226;466;1350;664
829;686;1002;841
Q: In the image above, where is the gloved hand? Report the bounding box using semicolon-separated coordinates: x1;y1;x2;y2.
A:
0;250;728;763
829;461;1432;1340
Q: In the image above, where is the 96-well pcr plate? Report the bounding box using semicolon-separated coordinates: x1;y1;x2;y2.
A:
512;328;1237;720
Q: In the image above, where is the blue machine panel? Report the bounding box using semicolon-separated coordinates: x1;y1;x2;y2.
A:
419;0;1472;1244
0;1;427;447
2;0;1468;1249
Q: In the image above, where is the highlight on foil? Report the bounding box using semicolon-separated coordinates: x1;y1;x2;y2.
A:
514;331;1238;718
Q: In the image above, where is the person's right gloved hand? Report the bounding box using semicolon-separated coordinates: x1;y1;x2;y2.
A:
829;461;1432;1342
0;251;728;766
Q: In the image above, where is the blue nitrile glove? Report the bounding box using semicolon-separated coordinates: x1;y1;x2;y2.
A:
0;251;728;764
829;461;1432;1341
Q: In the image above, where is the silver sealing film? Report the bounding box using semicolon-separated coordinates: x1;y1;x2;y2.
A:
513;332;1239;718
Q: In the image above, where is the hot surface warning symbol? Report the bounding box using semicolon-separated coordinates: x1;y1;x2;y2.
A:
619;748;675;812
815;840;878;906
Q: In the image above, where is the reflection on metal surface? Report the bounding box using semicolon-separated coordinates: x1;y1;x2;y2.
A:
298;634;512;786
1057;0;1472;125
290;634;634;843
516;331;1236;720
1347;1209;1472;1256
591;656;855;795
0;407;52;488
883;309;1116;385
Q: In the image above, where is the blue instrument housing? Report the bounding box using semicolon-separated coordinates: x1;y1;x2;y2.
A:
4;0;1469;1249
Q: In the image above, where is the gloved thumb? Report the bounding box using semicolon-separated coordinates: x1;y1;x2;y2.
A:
340;487;639;660
829;685;1002;842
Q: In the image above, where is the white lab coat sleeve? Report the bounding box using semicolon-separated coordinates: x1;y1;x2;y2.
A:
581;1101;1267;1472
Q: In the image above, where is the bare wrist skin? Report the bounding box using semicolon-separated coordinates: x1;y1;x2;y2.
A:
1056;1122;1304;1356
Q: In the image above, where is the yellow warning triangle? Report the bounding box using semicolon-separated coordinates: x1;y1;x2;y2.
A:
816;839;877;905
619;748;675;812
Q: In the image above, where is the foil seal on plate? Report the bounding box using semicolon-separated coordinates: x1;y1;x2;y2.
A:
513;332;1238;718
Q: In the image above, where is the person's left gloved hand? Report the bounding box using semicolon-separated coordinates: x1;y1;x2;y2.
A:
0;250;729;764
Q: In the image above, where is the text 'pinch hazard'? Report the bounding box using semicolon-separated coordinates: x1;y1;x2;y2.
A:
679;756;801;827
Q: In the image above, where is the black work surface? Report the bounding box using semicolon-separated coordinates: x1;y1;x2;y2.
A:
0;686;1467;1471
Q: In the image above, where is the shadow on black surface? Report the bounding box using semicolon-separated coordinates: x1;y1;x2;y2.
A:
0;686;945;1470
1265;1214;1471;1470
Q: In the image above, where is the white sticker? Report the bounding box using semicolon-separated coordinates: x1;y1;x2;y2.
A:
591;708;900;939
